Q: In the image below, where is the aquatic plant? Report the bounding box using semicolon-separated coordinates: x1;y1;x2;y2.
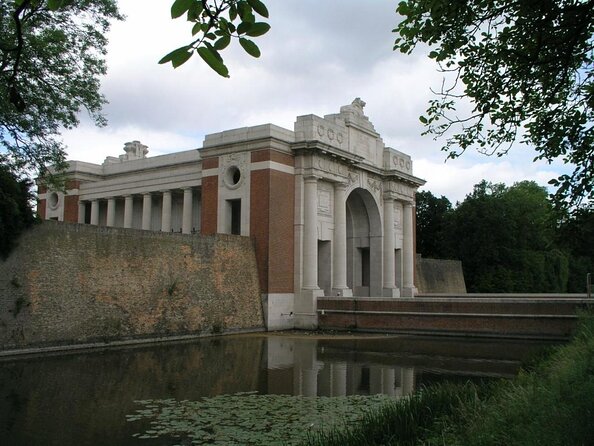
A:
305;382;481;446
126;391;395;445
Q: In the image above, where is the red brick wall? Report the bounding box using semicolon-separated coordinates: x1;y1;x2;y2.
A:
249;165;295;294
201;175;218;235
63;195;79;223
251;149;294;167
268;170;294;293
66;180;81;190
37;199;46;220
201;157;219;234
202;157;219;170
250;169;270;293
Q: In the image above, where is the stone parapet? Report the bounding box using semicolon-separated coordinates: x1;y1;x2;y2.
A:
317;296;590;339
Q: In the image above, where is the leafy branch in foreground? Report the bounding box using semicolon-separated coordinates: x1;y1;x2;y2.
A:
394;0;594;211
161;0;270;77
0;0;122;185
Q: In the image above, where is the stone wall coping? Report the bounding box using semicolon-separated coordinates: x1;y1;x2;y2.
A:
318;295;590;303
203;124;295;148
63;150;201;179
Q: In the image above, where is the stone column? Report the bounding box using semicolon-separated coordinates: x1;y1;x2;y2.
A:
182;187;193;234
161;190;172;232
78;201;86;224
106;197;116;227
90;200;99;225
142;193;152;230
332;182;351;296
302;176;319;290
123;195;133;229
383;196;399;297
402;202;417;297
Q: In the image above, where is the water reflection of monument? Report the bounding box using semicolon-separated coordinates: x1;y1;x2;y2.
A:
266;337;415;398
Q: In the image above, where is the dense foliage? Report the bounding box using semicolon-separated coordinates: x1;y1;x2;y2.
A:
394;0;594;211
0;165;36;259
0;0;121;183
416;181;593;293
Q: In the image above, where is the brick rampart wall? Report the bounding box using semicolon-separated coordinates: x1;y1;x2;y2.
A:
0;221;264;351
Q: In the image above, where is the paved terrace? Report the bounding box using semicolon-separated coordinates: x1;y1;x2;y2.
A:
318;294;592;340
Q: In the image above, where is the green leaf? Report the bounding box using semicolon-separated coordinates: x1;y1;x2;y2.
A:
47;0;66;11
229;3;238;21
197;46;230;77
237;21;251;35
171;0;194;19
191;22;202;36
239;38;260;58
214;35;231;50
247;0;269;18
159;46;192;68
245;22;270;37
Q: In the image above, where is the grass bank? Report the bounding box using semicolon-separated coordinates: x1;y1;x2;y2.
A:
306;312;594;446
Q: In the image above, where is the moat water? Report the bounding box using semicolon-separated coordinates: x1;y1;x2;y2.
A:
0;333;555;445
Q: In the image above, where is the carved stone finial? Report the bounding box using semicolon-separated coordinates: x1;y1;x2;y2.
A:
352;97;366;113
122;141;148;161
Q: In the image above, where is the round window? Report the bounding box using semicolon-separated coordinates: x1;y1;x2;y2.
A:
48;192;59;210
224;166;242;189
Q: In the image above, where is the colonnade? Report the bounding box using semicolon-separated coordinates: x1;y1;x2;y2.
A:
302;176;416;297
79;187;196;234
295;362;415;397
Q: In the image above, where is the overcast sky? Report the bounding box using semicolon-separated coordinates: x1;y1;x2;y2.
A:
61;0;569;204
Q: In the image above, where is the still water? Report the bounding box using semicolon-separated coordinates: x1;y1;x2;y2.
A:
0;333;554;446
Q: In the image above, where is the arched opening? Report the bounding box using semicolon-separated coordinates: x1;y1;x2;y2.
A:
346;188;382;296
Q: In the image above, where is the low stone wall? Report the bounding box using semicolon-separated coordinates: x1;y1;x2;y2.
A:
416;256;467;294
318;296;589;339
0;221;264;352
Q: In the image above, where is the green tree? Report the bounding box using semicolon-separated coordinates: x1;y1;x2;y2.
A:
556;205;594;292
0;165;36;259
1;0;122;183
415;190;452;258
393;0;594;211
446;181;568;292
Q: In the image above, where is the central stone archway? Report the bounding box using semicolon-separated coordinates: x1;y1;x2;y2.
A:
346;188;382;296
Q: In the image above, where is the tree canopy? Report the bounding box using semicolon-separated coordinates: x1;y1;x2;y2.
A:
0;0;121;184
0;164;36;259
394;0;594;211
417;181;593;293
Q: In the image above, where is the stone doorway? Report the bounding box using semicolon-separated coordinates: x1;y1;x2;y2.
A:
346;188;382;296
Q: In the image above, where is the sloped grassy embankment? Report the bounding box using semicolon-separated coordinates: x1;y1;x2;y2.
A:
306;312;594;446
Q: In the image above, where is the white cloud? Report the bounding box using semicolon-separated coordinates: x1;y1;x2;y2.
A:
58;0;571;203
416;156;566;204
